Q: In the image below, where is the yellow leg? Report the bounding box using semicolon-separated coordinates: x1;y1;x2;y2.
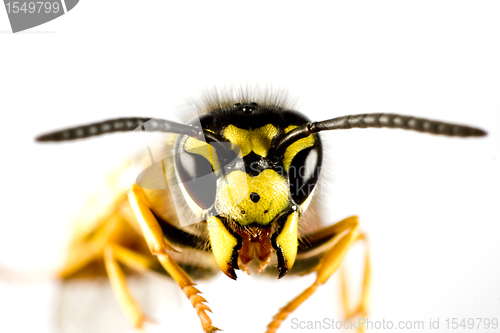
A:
266;216;370;333
340;233;371;333
59;214;121;279
128;184;219;333
104;243;157;331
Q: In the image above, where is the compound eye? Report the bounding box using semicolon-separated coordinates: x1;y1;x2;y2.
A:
288;146;322;205
175;137;217;210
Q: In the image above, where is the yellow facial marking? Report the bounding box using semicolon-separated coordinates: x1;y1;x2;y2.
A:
207;216;238;278
282;125;315;171
216;169;289;226
223;124;278;157
184;137;221;174
276;211;298;270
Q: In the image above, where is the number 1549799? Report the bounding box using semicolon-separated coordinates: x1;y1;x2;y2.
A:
5;2;60;14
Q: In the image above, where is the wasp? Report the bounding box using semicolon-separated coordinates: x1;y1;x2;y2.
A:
36;91;486;333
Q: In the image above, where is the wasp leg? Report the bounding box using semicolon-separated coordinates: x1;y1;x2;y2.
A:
266;216;370;333
104;243;158;331
128;184;220;333
59;214;122;279
340;233;370;328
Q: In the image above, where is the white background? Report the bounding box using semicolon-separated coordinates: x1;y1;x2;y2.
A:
1;1;499;333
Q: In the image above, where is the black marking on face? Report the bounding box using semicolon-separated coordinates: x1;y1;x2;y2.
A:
250;192;260;203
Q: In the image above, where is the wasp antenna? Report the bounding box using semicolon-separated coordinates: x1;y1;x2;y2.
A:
36;117;205;142
272;113;487;160
312;113;487;137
